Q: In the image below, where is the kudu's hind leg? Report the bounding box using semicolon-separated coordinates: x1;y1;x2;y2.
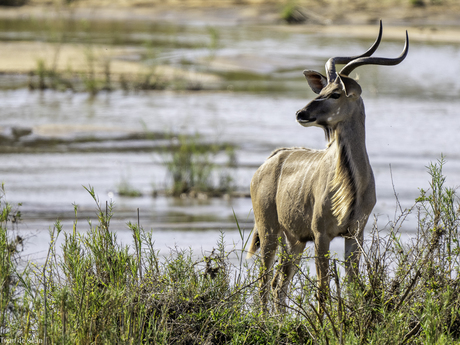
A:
258;229;280;309
271;234;306;313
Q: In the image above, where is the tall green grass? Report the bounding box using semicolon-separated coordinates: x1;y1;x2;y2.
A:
1;157;460;343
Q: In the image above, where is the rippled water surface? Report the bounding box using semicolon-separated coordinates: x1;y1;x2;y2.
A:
1;20;460;263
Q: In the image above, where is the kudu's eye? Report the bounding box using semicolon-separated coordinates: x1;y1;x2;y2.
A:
330;93;341;99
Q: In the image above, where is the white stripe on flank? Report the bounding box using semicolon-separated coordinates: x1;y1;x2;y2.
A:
298;152;313;201
276;151;294;198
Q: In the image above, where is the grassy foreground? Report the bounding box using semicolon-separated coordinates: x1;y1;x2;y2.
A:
1;157;460;344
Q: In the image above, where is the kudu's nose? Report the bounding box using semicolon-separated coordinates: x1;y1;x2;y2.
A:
296;108;309;122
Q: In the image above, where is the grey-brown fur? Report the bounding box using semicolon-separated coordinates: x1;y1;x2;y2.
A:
247;24;408;312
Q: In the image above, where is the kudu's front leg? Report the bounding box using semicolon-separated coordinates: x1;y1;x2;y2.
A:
315;234;331;314
344;221;365;281
344;237;361;280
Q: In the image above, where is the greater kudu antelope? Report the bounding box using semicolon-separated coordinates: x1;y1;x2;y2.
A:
247;22;409;311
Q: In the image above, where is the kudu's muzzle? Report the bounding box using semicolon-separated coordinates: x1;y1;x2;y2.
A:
296;99;326;124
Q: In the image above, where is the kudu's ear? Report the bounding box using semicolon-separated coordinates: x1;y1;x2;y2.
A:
303;70;327;94
337;75;362;98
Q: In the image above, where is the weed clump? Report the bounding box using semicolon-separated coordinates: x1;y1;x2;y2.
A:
164;133;236;197
117;178;142;197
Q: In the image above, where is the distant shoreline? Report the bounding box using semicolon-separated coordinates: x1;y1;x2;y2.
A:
0;0;459;33
0;0;459;84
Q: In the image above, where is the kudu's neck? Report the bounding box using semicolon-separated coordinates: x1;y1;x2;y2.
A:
328;99;369;167
327;100;372;225
337;116;369;169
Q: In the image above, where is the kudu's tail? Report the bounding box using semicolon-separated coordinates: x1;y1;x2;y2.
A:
246;226;260;259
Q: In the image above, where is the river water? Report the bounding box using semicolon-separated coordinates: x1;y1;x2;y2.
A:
1;20;459;264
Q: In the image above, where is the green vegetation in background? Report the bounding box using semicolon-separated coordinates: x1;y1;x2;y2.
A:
0;17;196;47
1;156;460;343
117;178;142;198
0;11;215;93
163;133;236;196
280;0;307;24
0;0;27;6
1;12;302;94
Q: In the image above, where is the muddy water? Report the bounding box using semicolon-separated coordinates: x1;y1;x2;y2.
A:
1;21;460;264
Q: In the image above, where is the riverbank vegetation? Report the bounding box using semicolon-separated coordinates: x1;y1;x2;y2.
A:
0;10;226;94
1;157;460;343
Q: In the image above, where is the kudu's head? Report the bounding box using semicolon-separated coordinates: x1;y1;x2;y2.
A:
296;21;409;137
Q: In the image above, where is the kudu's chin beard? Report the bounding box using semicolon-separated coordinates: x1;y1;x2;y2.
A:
323;126;334;143
298;118;334;143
